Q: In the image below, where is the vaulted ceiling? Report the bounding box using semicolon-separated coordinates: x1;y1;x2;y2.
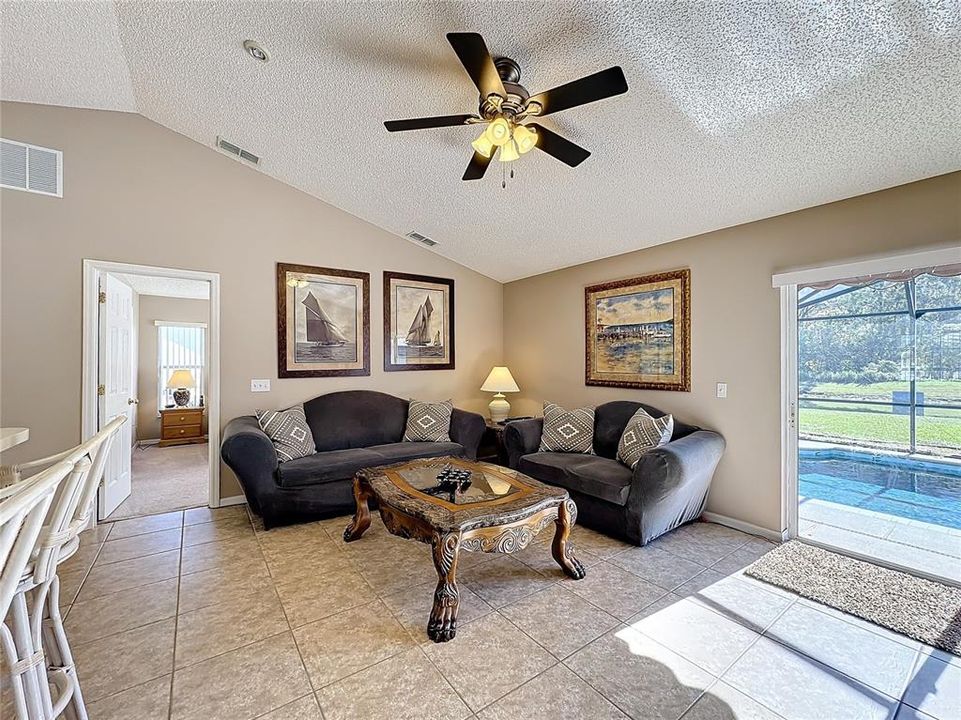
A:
3;2;959;281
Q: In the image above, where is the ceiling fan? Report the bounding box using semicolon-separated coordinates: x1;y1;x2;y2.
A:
384;33;628;181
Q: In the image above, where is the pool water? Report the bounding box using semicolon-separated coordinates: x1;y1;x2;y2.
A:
799;455;961;530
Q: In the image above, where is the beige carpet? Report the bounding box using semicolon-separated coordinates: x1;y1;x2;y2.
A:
746;540;961;655
107;442;208;520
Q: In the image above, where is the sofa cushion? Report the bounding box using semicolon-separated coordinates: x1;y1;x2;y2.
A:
256;405;315;462
403;399;453;442
368;441;465;463
276;448;382;488
518;452;633;506
303;391;408;452
538;402;595;454
594;401;698;459
617;408;674;469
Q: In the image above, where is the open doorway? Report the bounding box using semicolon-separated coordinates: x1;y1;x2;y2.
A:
82;260;221;521
777;247;961;585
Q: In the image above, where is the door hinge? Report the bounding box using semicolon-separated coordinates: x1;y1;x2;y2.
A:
97;384;105;397
98;290;107;304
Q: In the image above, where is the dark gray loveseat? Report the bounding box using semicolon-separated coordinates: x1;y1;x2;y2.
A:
504;401;724;545
222;390;485;529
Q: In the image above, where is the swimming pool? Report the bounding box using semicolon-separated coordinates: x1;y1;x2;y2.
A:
798;449;961;530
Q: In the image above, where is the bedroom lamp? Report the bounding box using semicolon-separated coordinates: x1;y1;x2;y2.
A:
481;366;520;423
166;369;196;407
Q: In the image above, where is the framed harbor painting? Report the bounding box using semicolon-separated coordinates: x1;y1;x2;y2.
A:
585;268;690;391
383;271;454;371
276;263;370;378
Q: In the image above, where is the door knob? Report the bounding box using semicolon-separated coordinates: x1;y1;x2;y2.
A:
127;398;139;405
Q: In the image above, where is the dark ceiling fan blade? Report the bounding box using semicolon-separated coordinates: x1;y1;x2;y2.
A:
462;150;493;180
384;114;476;132
527;66;628;117
446;32;507;99
528;123;591;167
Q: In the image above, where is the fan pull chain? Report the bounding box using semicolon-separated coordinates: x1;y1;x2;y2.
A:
502;163;506;189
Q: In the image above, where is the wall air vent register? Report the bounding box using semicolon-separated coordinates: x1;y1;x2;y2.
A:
0;138;62;197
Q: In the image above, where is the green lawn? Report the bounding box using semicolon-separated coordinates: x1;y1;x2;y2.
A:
799;406;961;451
803;380;961;404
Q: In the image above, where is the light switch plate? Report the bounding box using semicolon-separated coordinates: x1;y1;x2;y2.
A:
716;382;728;399
250;379;271;392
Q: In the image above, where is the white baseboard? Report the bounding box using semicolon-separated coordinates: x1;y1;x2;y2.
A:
137;439;161;447
700;511;786;543
218;494;248;508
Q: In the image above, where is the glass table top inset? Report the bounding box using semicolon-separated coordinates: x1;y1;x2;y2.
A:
390;462;524;507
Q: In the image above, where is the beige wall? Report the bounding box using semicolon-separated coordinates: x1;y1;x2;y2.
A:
136;295;210;441
504;172;961;534
0;101;503;499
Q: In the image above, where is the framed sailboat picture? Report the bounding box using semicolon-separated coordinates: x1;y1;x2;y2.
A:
277;263;370;378
585;268;691;391
383;271;454;372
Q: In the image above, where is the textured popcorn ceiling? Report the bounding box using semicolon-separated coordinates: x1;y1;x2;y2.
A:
2;2;959;281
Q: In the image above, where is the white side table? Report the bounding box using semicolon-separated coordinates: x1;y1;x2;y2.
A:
0;427;30;452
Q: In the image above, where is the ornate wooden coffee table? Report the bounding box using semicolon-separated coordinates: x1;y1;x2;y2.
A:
344;456;586;642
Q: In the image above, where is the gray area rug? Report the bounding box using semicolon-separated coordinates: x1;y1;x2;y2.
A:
746;541;961;655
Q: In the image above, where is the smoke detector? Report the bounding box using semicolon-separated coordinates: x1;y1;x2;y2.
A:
243;40;270;63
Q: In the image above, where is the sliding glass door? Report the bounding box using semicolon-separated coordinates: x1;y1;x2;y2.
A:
791;266;961;582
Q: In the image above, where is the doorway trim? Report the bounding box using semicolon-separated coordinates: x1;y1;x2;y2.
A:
82;259;222;513
773;243;961;585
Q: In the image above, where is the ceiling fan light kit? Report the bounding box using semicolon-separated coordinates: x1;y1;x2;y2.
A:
384;32;628;181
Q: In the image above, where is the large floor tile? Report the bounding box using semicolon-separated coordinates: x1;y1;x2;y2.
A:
180;534;264;574
564;560;670;620
76;548;180;602
765;603;919;699
508;542;601;578
681;680;783;720
73;618;175;703
65;577;179;644
423;612;555;712
96;528;182;565
500;585;620;658
275;566;374;628
170;632;310;720
895;706;940;720
59;540;104;575
106;511;184;540
652;525;749;566
382;578;494;642
182;514;254;547
683;574;793;633
257;695;324;720
183;504;247;526
175;592;289;668
264;544;355;585
886;522;961;559
723;636;899;720
85;674;172;720
178;560;274;613
316;647;470;720
629;597;760;676
711;543;779;575
565;625;715;720
901;653;961;720
461;555;553;608
560;526;634;559
478;663;627;720
293;600;415;688
610;545;706;590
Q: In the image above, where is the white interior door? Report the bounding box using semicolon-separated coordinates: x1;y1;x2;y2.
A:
98;273;135;518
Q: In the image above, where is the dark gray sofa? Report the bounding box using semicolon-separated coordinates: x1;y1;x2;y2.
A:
504;401;725;546
221;390;485;529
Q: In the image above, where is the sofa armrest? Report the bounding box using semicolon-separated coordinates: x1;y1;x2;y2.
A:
450;408;486;460
627;430;726;544
504;418;544;469
220;416;279;513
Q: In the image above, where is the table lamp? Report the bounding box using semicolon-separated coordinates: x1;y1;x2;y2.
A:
167;369;196;407
481;366;520;423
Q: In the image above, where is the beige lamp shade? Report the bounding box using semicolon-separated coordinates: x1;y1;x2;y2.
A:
166;369;196;389
481;366;520;393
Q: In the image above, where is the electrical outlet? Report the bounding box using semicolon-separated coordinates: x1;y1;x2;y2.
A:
250;379;271;392
716;382;728;399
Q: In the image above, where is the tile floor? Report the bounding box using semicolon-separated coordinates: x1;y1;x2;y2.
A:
7;507;959;720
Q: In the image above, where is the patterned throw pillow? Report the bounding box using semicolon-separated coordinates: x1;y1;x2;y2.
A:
256;405;315;462
404;399;453;442
538;402;595;454
616;408;674;469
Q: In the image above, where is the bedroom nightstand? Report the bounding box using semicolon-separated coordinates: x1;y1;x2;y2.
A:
159;407;206;447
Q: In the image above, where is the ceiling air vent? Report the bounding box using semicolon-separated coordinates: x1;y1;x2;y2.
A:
1;138;62;197
216;136;260;165
406;231;437;247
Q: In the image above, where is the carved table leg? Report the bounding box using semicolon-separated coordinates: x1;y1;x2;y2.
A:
428;532;461;642
343;476;372;542
552;498;586;580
